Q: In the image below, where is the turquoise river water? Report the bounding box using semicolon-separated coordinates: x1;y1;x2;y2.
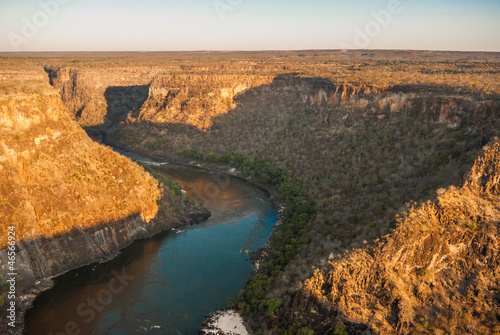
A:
23;156;276;334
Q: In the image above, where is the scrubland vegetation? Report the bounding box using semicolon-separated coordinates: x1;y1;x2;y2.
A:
302;139;500;334
158;91;500;333
3;50;499;334
103;52;499;334
179;149;315;317
0;90;161;248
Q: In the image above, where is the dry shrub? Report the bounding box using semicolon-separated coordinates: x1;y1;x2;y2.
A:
0;90;161;248
304;139;500;334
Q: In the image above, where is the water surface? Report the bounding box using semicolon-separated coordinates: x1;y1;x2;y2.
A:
24;160;276;334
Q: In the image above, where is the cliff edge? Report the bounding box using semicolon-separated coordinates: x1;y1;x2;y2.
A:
0;81;210;333
302;139;500;334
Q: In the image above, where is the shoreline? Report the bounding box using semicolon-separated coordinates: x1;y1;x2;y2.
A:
199;309;250;335
98;132;284;207
6;143;282;335
102;142;286;334
106;142;287;269
1;207;210;335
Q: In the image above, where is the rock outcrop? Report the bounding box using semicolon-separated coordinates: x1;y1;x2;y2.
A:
41;57;500;335
46;67;493;134
45;67;274;129
45;66;160;127
137;74;273;129
302;140;500;334
0;82;210;333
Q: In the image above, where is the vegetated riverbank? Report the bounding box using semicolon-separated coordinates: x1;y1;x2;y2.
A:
106;139;285;206
175;149;316;333
103;140;315;334
112;145;287;271
37;53;500;333
104;142;293;334
23;154;278;335
0;83;210;335
143;155;288;273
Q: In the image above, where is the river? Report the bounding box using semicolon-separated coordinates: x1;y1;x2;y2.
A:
23;156;277;334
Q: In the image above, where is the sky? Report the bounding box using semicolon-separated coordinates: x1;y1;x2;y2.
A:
0;0;499;52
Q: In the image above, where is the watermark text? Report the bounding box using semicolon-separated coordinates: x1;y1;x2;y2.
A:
8;0;72;51
340;0;404;49
5;226;17;328
213;0;244;21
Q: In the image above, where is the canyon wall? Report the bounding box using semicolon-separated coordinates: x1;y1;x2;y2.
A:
302;139;500;334
45;66;275;129
274;74;493;129
45;66;167;127
43;62;500;334
0;83;209;314
46;67;490;135
138;74;274;129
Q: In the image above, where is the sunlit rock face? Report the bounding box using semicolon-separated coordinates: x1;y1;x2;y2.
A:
46;66;274;129
138;74;274;130
0;83;209;291
41;55;500;335
303;139;500;334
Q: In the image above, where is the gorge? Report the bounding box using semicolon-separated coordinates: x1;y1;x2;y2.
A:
23;158;278;334
1;50;499;334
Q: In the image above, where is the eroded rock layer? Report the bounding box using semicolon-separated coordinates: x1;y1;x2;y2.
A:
0;81;210;333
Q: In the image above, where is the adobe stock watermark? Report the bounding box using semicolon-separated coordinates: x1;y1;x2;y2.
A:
5;226;17;329
48;269;134;335
191;171;231;207
7;0;72;52
340;0;404;49
213;0;243;21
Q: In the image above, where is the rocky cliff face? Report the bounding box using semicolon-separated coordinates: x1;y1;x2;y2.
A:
301;140;500;334
45;66;161;127
137;74;274;129
0;83;209;333
273;74;492;130
46;67;482;133
45;67;98;125
46;67;274;130
44;63;500;335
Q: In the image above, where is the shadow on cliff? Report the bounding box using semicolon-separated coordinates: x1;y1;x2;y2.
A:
22;217;168;335
100;73;497;132
106;73;498;146
102;74;500;333
104;84;150;124
106;74;499;223
105;74;499;238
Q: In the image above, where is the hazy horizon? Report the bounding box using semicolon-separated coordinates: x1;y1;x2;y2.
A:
1;0;499;53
